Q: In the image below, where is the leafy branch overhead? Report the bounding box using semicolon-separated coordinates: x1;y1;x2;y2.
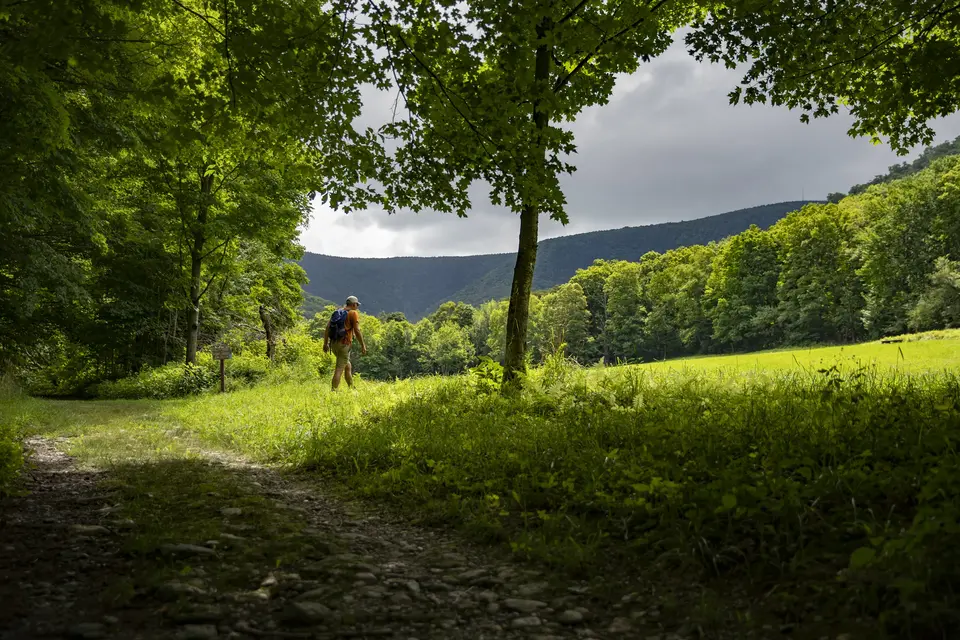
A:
369;0;705;223
686;0;960;151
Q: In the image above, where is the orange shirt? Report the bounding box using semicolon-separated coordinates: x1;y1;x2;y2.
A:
342;309;360;345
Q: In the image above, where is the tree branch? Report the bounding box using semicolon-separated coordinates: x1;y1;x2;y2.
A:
553;0;671;94
171;0;225;37
556;0;594;26
198;238;234;300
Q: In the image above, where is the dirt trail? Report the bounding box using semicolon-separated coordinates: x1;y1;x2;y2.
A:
0;438;689;640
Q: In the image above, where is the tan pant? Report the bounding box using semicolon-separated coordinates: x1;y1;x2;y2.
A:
332;341;351;368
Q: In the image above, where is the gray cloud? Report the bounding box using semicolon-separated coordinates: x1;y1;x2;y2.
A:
301;38;960;257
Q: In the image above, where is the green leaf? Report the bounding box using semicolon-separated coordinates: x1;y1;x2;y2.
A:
722;494;737;509
849;547;876;569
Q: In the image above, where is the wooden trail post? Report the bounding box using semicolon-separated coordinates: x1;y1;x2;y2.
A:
211;343;232;392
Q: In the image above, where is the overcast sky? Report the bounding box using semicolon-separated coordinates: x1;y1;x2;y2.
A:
300;38;960;259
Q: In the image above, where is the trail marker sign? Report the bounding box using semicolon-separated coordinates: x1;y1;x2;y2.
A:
211;344;232;360
211;344;232;392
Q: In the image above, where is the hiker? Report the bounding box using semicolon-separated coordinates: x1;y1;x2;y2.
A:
322;295;367;390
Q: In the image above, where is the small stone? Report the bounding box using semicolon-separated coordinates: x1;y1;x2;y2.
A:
355;572;377;583
179;624;218;639
285;601;332;625
295;588;331;602
608;618;633;633
160;543;216;556
353;562;380;574
511;616;542;628
504;598;548;613
108;519;135;529
157;582;207;601
390;593;413;605
429;552;467;569
459;569;487;580
69;623;107;639
469;575;505;588
486;603;500;614
219;533;245;542
260;575;278;588
70;525;109;535
516;582;549;597
477;590;498;603
551;595;577;609
558;610;584;625
171;606;223;624
102;616;119;626
220;508;242;516
405;580;421;594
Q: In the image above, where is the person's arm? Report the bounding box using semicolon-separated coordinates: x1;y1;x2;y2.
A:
322;322;330;352
354;325;367;355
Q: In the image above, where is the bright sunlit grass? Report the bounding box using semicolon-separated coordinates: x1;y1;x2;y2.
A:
626;329;960;375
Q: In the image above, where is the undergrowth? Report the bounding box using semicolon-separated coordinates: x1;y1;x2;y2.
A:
9;351;960;636
0;376;25;495
160;357;960;637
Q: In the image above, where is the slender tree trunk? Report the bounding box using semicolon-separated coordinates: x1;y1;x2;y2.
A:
502;201;540;389
185;172;213;364
502;17;552;391
259;304;275;360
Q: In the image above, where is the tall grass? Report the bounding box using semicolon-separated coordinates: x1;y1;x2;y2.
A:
152;358;960;636
9;343;960;636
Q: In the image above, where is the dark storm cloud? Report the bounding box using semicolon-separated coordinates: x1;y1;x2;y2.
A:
302;39;960;257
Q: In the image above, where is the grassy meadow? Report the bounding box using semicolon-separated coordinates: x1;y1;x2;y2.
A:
628;328;960;376
4;332;960;637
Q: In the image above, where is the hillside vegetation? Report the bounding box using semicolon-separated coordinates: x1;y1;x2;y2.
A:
301;201;812;319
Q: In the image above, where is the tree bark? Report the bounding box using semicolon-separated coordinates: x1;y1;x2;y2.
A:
185;171;213;364
501;17;552;391
259;304;275;360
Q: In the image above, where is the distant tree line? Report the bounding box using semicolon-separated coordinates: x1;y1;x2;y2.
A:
328;154;960;380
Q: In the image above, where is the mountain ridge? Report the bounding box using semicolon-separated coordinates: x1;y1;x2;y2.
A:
300;201;817;320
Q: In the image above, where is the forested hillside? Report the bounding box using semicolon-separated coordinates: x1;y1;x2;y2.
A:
301;201;812;318
290;155;960;382
830;134;960;200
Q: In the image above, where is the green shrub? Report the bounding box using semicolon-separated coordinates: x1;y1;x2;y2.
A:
93;362;219;399
275;328;332;375
222;352;271;387
17;337;101;397
0;378;26;495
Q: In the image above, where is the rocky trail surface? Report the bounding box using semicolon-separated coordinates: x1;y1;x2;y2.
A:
1;438;692;640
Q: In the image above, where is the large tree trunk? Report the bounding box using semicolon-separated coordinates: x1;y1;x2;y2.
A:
501;18;552;391
259;304;275;360
502;203;540;389
185;172;213;364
